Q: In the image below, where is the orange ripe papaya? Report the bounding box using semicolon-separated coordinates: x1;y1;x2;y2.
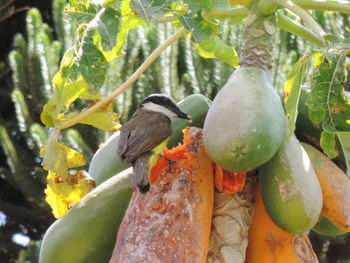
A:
302;143;350;232
109;127;214;263
246;186;318;263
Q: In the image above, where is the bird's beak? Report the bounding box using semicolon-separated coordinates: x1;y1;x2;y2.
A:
173;107;191;121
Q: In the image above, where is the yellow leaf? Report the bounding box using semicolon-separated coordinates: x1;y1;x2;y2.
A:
45;170;96;218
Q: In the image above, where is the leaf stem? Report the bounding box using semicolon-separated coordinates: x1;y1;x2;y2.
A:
293;0;350;14
277;13;325;47
202;6;249;19
229;0;253;8
278;0;326;44
57;27;187;130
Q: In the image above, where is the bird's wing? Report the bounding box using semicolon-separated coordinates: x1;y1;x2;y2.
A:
117;111;172;163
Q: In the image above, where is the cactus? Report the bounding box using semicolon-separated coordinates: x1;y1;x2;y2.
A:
1;1;349;261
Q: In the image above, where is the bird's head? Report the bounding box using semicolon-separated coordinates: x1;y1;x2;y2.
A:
140;94;191;120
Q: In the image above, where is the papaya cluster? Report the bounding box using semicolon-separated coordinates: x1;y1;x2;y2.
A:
39;71;350;262
203;67;350;261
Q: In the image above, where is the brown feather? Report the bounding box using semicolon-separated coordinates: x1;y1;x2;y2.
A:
117;110;172;163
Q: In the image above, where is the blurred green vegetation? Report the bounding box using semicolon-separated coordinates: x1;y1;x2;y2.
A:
0;0;349;262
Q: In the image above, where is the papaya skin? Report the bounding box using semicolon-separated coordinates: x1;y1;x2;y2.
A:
246;186;318;263
203;67;287;172
312;216;346;237
110;127;214;263
39;169;133;263
259;135;323;234
302;143;350;232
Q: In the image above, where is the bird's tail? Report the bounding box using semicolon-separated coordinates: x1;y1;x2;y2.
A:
132;152;151;194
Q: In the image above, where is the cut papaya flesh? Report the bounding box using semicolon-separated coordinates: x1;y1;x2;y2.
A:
110;127;214;263
214;165;246;194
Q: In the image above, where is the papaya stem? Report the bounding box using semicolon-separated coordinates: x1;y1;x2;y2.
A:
277;13;325;47
202;6;249;20
278;0;326;44
57;27;186;130
229;0;253;8
256;0;279;15
293;0;350;14
240;12;276;71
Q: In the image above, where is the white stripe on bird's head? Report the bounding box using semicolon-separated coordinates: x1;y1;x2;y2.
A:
141;102;177;118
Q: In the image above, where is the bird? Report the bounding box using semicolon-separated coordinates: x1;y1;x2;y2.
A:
117;94;191;194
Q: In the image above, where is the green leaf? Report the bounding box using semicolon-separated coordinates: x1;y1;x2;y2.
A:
183;0;212;13
76;30;108;90
104;0;121;7
306;46;350;132
195;34;239;68
41;75;89;127
131;0;171;22
337;132;350;176
284;54;311;136
60;47;79;81
320;131;338;159
66;0;100;23
179;15;216;43
110;0;145;57
98;7;121;50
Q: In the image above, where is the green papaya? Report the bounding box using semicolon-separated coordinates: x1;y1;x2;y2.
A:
89;94;211;185
88;131;130;185
39;168;133;263
203;67;287;172
312;217;346;236
259;134;323;233
168;94;211;148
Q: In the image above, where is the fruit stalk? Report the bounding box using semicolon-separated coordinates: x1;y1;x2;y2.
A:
240;12;276;71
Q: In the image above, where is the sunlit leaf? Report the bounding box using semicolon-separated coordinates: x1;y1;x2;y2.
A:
41;75;89;127
182;0;212;13
195;34;239;68
67;111;121;131
179;15;217;43
98;7;121;50
41;129;86;176
304;45;350;175
284;54;314;136
67;0;100;23
76;28;108;89
45;170;95;218
131;0;171;22
306;47;350;132
110;0;145;57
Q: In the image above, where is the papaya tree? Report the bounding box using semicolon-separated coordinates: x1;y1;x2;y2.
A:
6;0;350;262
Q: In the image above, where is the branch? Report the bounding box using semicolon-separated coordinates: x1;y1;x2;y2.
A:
278;0;326;44
57;27;187;130
293;0;350;14
277;13;325;47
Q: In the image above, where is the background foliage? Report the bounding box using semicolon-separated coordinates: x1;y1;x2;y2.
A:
0;0;349;262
